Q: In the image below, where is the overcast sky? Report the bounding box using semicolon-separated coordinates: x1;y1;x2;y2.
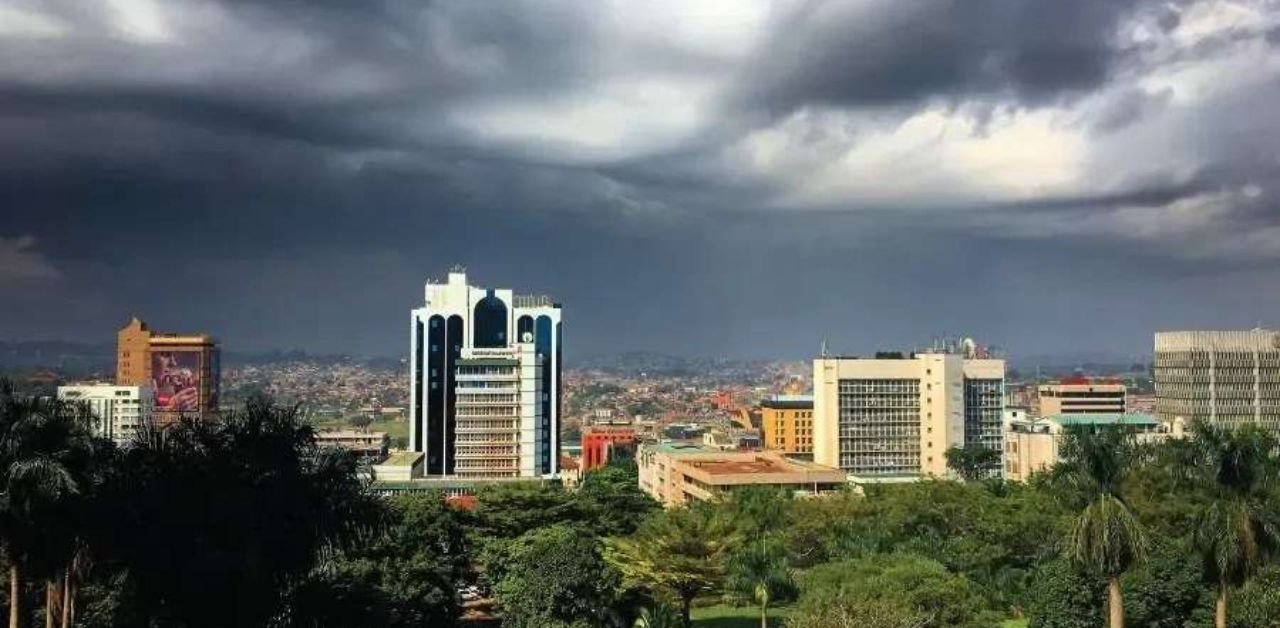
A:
2;0;1280;360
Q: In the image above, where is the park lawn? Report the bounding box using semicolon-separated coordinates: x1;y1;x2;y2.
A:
691;604;791;628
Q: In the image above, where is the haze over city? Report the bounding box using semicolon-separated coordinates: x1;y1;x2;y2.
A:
4;0;1280;359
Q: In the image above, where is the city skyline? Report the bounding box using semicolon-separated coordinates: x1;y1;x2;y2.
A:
4;1;1280;359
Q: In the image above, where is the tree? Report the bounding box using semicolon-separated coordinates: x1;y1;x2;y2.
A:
1055;427;1148;628
1025;560;1104;628
632;603;681;628
723;487;792;540
788;597;927;628
606;504;737;628
88;395;380;628
348;414;373;432
0;381;98;628
944;445;1001;482
290;492;470;628
799;554;990;628
1178;424;1280;628
472;481;583;540
1122;538;1214;628
1230;565;1280;628
725;536;796;628
577;462;660;537
492;524;619;628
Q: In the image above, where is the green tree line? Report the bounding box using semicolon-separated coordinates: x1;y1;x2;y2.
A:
5;379;1280;628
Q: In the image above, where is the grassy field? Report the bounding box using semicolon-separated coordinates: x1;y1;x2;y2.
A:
691;604;791;628
1001;619;1029;628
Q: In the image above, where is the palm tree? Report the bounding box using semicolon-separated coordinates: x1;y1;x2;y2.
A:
0;381;97;628
726;536;796;628
1178;423;1280;628
1055;427;1148;628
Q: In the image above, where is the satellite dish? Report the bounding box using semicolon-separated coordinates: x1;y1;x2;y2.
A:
522;332;534;343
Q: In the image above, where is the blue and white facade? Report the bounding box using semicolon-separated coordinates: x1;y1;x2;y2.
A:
409;269;562;478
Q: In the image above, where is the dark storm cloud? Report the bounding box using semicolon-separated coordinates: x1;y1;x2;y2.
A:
740;0;1172;114
2;0;1280;358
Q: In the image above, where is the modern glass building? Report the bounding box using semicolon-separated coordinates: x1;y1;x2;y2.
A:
409;268;562;478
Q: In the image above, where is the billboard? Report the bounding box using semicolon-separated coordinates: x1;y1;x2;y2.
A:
152;351;201;413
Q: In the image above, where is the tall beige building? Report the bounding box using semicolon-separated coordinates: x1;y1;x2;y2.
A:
1038;378;1126;415
813;349;1005;481
1154;330;1280;430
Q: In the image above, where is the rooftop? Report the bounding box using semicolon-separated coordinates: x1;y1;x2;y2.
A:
693;458;790;475
647;442;718;454
761;394;813;410
644;444;845;482
376;451;424;467
315;430;387;439
1043;413;1160;427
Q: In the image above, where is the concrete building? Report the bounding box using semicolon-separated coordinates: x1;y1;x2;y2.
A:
1038;378;1126;415
372;451;425;482
813;347;1005;482
636;443;846;507
1004;414;1183;482
117;317;220;424
702;427;762;451
409;268;561;478
314;430;390;460
760;395;814;455
581;425;638;471
1155;330;1280;431
57;384;153;444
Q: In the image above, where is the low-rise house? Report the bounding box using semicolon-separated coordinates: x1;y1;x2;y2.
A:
637;443;846;507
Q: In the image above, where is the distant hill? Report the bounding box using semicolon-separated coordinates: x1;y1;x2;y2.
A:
569;351;771;377
0;341;114;376
0;340;402;374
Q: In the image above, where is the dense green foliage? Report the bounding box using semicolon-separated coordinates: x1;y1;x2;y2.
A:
491;524;620;628
5;379;1280;628
799;554;994;628
946;444;1002;481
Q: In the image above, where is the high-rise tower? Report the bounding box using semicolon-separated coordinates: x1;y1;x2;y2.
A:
409;269;562;478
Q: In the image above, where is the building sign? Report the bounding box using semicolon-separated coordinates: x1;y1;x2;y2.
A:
152;351;201;412
468;348;518;358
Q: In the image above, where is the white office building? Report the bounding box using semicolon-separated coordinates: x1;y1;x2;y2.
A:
57;384;153;444
409;268;561;478
813;343;1005;482
1155;330;1280;431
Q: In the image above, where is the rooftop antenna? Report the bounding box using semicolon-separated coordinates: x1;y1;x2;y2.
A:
820;338;829;358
